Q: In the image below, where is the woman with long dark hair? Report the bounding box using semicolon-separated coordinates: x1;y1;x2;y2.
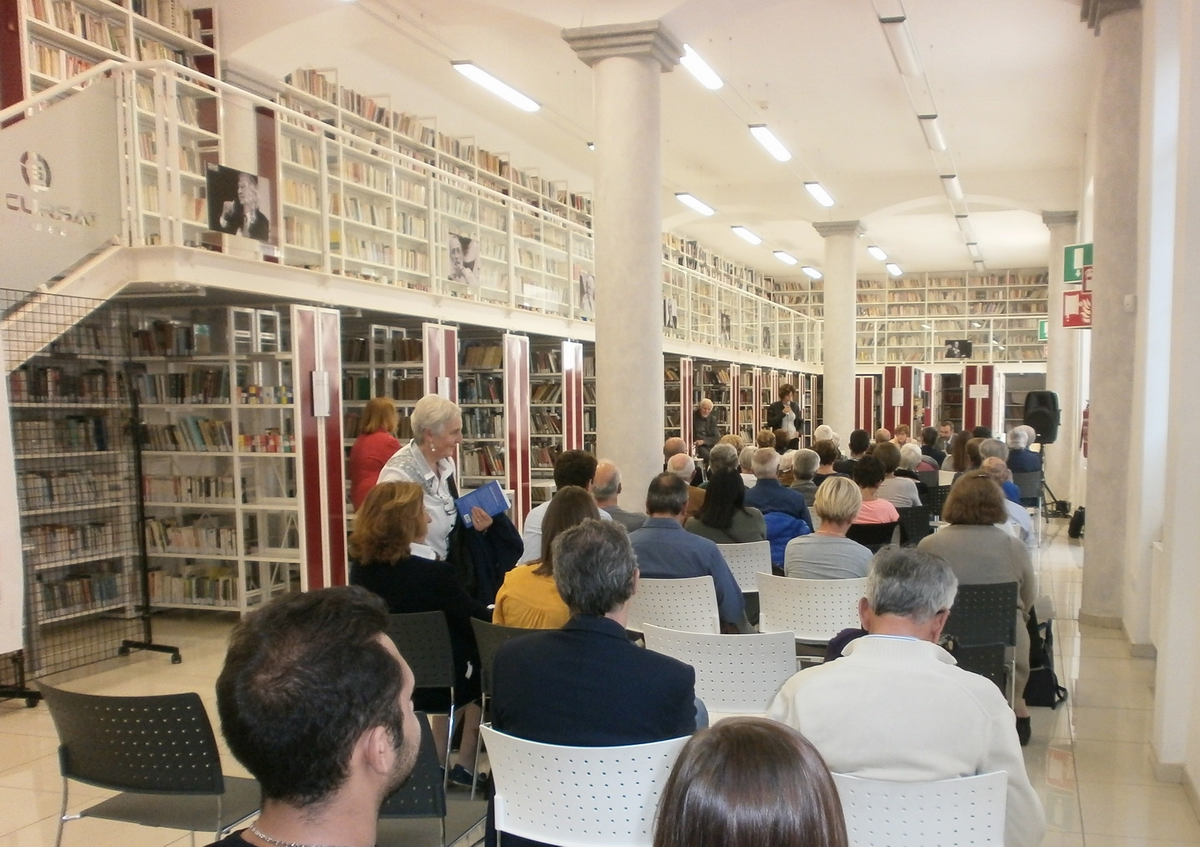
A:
685;469;767;544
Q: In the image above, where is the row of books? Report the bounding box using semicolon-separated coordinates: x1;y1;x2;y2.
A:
15;416;110;453
461;445;505;477
10;366;117;403
37;568;123;615
18;470;116;510
531;443;561;469
462;409;503;439
461;344;503;369
145;517;238;555
143;474;235;503
132;320;215;356
531;411;562;435
531;349;561;374
342;335;423;364
238;384;294;404
239;431;295;453
148;565;238;607
529;382;561;404
343;375;422;402
143;418;231;452
460;374;503;404
133;367;229;404
24;521;119;565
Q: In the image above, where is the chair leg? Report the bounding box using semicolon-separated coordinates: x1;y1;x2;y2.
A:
55;779;70;847
444;703;456;790
471;693;488;801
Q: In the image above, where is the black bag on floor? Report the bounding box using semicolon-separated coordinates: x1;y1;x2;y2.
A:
1023;606;1068;709
1068;506;1085;539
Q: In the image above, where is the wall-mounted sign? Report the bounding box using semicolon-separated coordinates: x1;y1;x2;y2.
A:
1064;242;1093;283
1063;290;1093;328
1038;319;1048;341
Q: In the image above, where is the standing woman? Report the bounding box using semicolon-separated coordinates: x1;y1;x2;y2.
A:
377;394;522;603
347;397;401;511
766;383;803;447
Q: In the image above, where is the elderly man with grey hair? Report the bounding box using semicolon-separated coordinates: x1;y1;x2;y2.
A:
1006;425;1042;474
703;442;740;481
767;547;1045;847
667;451;706;517
981;457;1035;550
789;448;821;506
977;438;1021;504
592;460;646;532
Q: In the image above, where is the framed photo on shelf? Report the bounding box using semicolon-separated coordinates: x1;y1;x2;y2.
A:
944;339;973;359
662;295;679;329
578;271;596;313
207;165;272;243
448;233;480;285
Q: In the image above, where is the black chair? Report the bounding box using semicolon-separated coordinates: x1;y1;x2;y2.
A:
1012;471;1044;543
896;505;934;546
948;642;1008;696
469;618;535;798
845;521;899;553
918;470;941;490
39;684;261;847
925;484;953;519
387;611;457;788
943;582;1019;704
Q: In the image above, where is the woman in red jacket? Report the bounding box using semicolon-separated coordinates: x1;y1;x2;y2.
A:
348;397;401;510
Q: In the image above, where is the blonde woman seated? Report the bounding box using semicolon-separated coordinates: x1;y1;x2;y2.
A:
784;477;873;579
654;717;847;847
850;455;900;525
493;486;598;629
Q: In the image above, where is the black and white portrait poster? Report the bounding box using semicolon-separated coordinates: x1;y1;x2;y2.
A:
447;232;479;285
944;339;973;359
663;295;679;329
578;270;596;313
207;164;272;243
719;311;732;345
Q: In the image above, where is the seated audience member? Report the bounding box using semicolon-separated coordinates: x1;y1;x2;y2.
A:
746;448;815;566
767;547;1045;847
629;473;748;630
873;442;922;508
701;442;740;489
813;424;839;452
851;455;900;525
942;430;973;472
211;587;421;847
756;429;777;449
902;441;939;475
653;717;848;847
874;427;892;444
667;451;707;517
979;438;1020;503
784;477;872;580
981;457;1035;551
973;425;994;438
775;428;793;456
494;487;597;629
686;469;767;545
592;460;646;532
833;429;870;475
719;433;746;453
918;471;1036;743
936;419;956;452
739;445;759;489
891;424;912;446
811;439;847;487
1007;425;1043;473
519;450;610;564
965;436;986;471
778;448;797;486
349;482;490;788
663;436;687;464
921;426;947;467
347;397;400;510
692;400;721;461
790;448;821;506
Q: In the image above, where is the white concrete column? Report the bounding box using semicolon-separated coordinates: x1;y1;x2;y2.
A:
1079;3;1142;629
813;221;862;440
1125;0;1179;657
1153;0;1199;782
564;22;680;503
1042;211;1080;508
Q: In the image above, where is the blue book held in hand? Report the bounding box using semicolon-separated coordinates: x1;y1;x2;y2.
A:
455;480;510;528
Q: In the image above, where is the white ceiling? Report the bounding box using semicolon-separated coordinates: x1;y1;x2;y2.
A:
212;0;1099;283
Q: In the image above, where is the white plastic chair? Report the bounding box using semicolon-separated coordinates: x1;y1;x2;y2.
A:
642;624;796;719
757;574;866;646
481;725;689;847
626;576;720;634
715;540;772;593
833;771;1008;847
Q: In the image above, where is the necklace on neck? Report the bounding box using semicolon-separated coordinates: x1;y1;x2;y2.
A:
249;823;353;847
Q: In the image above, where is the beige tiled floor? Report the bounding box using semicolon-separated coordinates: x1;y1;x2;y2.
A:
1;520;1197;846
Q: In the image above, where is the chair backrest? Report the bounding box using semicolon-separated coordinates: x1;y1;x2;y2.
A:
833;771;1008;847
715;540;772;593
386;611;455;690
926;484;953;518
1011;472;1041;500
757;573;867;643
845;521;898;552
944;582;1019;647
470;618;536;697
947;643;1007;695
379;712;446;820
896;506;934;546
642;624;796;714
626;576;720;634
481;725;689;847
40;684;225;794
917;470;940;490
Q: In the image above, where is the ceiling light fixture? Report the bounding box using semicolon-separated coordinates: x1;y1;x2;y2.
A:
451;62;539;112
731;226;762;245
941;174;964;201
749;125;792;162
866;245;888;261
804;182;835;208
966;242;983;261
921;323;932;330
974;260;986;271
971;321;982;328
886;262;903;277
879;15;922;76
587;141;595;151
680;44;724;90
918;114;946;152
801;266;823;279
676;193;715;216
774;251;798;265
956;214;975;241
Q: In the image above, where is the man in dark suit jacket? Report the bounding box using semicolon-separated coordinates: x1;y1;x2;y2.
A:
489;519;698;846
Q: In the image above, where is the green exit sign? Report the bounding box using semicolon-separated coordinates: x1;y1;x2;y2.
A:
1064;243;1093;282
1038;319;1048;341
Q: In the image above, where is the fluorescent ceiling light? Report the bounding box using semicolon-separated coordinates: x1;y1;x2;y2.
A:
680;45;723;90
866;245;888;261
676;193;715;216
879;15;922;76
801;266;823;279
966;242;983;261
774;251;798;265
921;323;932;330
974;260;986;271
971;321;982;328
885;262;903;277
804;182;835;208
749;125;792;162
941;174;964;201
918;114;946;152
731;226;762;245
452;62;539;112
956;214;975;241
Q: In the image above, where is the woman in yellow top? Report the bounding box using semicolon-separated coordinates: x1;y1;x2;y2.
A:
493;486;599;628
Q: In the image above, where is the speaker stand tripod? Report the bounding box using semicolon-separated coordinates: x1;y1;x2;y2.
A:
1038;443;1070;519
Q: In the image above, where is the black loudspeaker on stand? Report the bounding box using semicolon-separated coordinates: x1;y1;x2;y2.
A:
1023;390;1070;518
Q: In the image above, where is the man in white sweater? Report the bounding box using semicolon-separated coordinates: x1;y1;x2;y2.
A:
766;547;1045;847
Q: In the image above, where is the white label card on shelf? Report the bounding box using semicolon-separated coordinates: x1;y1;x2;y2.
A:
891;387;905;407
438;377;451;399
311;371;330;417
968;384;990;400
